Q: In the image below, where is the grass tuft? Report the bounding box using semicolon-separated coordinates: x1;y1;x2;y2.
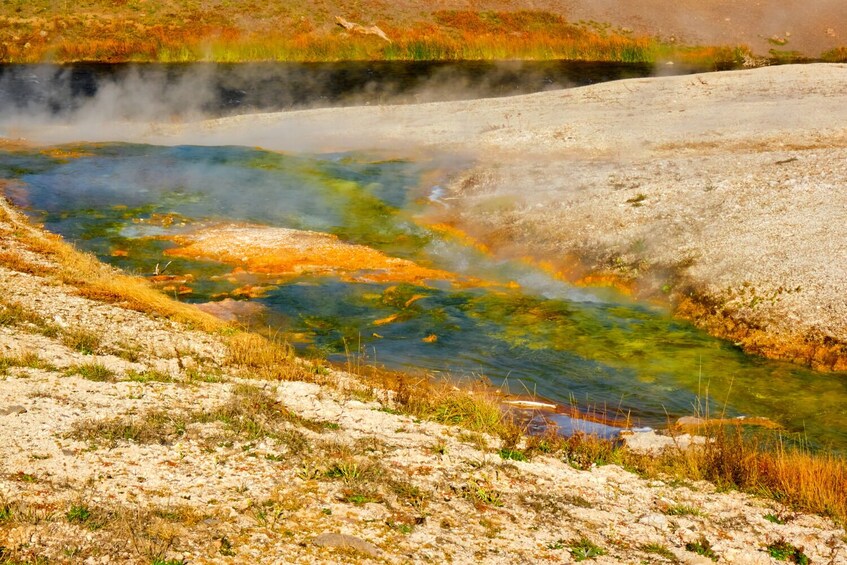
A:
641;542;678;562
568;536;606;561
766;539;809;564
0;299;44;327
66;504;92;524
225;332;301;381
64;363;115;382
685;536;717;561
61;327;103;354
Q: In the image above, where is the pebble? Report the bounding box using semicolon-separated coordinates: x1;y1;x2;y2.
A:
0;405;27;416
313;532;380;557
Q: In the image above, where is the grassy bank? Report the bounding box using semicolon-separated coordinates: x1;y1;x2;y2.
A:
0;7;751;67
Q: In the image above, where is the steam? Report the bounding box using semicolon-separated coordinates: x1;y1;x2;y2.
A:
0;60;664;147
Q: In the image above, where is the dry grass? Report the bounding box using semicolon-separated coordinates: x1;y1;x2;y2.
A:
393;376;505;433
0;297;44;328
222;334;847;526
0;200;223;333
225;332;303;380
617;425;847;525
0;497;207;564
69;383;333;449
0;350;52;375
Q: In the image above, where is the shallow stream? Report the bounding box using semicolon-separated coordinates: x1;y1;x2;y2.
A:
2;143;847;449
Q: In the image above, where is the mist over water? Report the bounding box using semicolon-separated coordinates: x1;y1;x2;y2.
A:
2;61;845;449
0;60;664;123
3;142;847;449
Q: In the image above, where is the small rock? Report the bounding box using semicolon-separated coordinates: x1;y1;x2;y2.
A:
0;405;27;416
684;556;716;565
313;533;380;557
638;513;669;529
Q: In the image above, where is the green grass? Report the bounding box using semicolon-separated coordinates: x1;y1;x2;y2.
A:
463;479;503;507
64;363;115;382
685;536;717;561
0;351;53;374
0;299;43;327
568;537;606;561
766;540;809;564
66;504;92;524
641;542;678;562
498;447;528;462
765;512;788;525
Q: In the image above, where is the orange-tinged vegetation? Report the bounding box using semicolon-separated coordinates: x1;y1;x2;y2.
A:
628;424;847;525
0;6;751;66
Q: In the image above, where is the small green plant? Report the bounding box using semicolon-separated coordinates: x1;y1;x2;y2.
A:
219;536;236;557
389;479;429;511
764;512;787;524
321;507;332;515
325;462;362;482
150;559;186;565
297;462;323;481
395;522;414;534
65;363;115;382
464;479;503;507
641;542;678;562
14;472;37;483
766;540;809;564
66;504;91;524
498;448;528;461
568;537;606;561
0;503;12;521
340;491;378;505
685;536;717;561
184;367;225;383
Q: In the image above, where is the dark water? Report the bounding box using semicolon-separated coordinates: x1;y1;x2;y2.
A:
0;61;669;117
2;143;847;449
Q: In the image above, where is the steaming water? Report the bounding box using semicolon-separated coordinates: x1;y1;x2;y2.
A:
3;143;847;449
0;61;664;118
